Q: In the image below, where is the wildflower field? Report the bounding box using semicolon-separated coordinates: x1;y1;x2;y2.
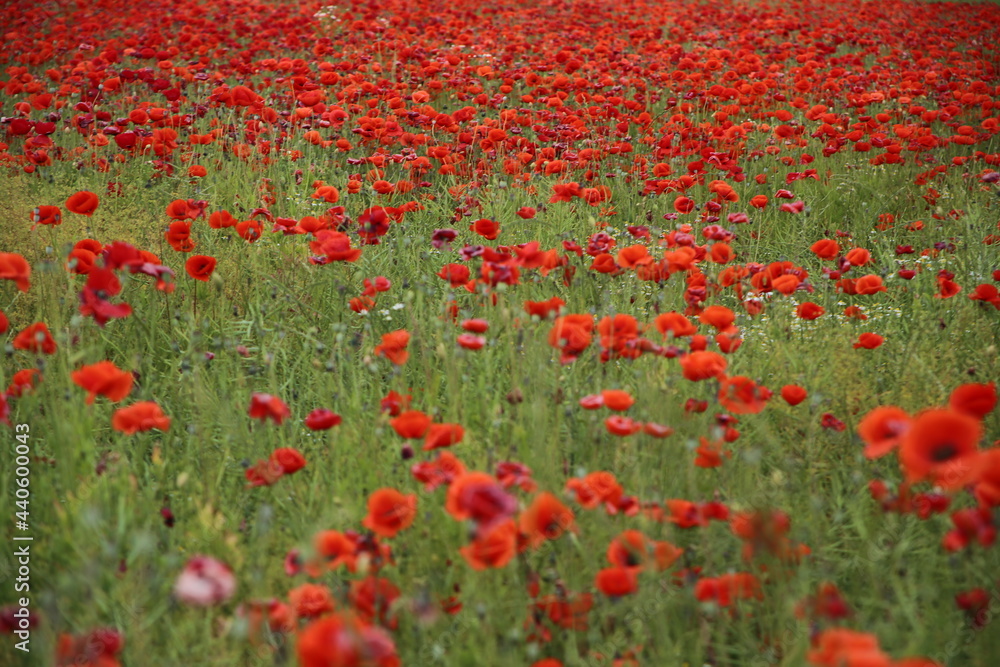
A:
2;0;1000;664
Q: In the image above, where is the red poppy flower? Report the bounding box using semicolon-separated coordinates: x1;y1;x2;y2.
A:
853;333;884;349
13;322;56;355
185;255;217;281
304;408;342;430
810;239;840;260
457;334;486;350
605;415;642;436
66;190;99;216
437;263;471;287
423;423;464;450
248;393;291;425
390;410;432;439
854;274;887;294
796;302;825;320
595;567;638;597
948;382;997;419
374;329;410;365
289;583;335;619
655;312;698;338
460;318;489;333
470;218;500;240
601;389;634;411
0;253;31;292
460;518;518;571
349;576;401;628
680;351;727;381
297;612;398;667
71;361;133;404
519;492;575;548
781;385;808;406
30;205;61;228
7;369;41;397
362;488;417;538
643;422;674;438
899;409;982;488
718;376;772;414
112;401;171;434
309;230;361;263
271;447;306;474
565;471;623;509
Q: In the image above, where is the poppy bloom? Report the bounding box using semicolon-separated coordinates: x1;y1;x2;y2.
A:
694;573;762;607
606;530;652;570
349;576;401;628
173;556;236;607
30;205;61;228
524;297;566;319
289;583;335;619
810;239;840;259
595;567;638;597
655;312;698;338
853;274;887;294
807;629;890;667
374;329;410;365
111;401;171;434
437;263;471;287
899;409;982;488
605;415;642;436
309;230;362;263
845;247;872;267
516;207;536;219
305;408;342;430
7;369;41;397
362;488;417;538
271;448;306;474
853;333;884;349
66;190;99;216
297;613;398;667
679;351;727;381
71;361;133;404
548;314;594;363
79;268;132;327
718;376;772;414
520;493;576;548
699;306;736;331
248;393;291;425
781;385;808;406
948;382;997;419
565;471;623;509
390;410;431;438
185;255;217;281
457;334;486;350
424;423;464;450
13;322;56;355
0;252;31;292
796;302;825;320
601;389;635;411
643;422;674;438
55;628;123;667
470;218;500;240
460;519;518;570
460;319;489;333
695;437;729;468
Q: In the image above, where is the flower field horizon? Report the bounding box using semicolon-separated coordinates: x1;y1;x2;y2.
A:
1;0;999;664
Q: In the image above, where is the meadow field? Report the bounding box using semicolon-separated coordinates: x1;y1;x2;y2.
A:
1;0;999;665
